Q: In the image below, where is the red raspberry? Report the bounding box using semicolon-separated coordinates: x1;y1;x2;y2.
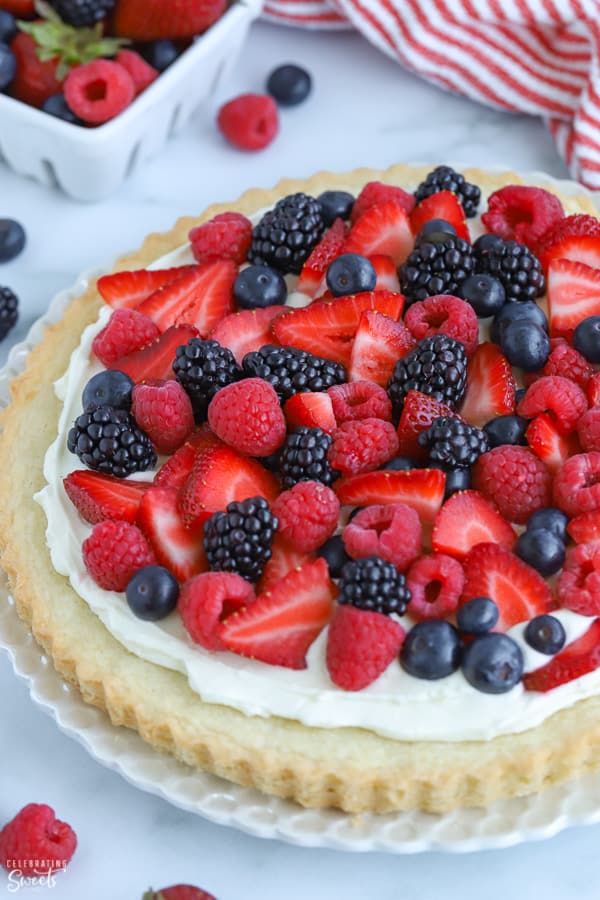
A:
217;94;279;151
404;295;479;356
115;49;158;95
82;520;156;591
473;445;552;524
517;375;588;435
178;572;254;651
578;408;600;452
481;185;564;248
557;543;600;615
343;503;422;570
92;308;160;367
588;372;600;407
207;377;286;456
540;340;592;387
10;33;62;108
351;181;415;223
329;417;399;476
189;212;253;266
145;887;216;900
327;381;392;424
132;379;194;454
0;804;77;875
326;604;405;690
64;60;135;124
554;452;600;516
396;389;459;460
406;553;465;621
272;481;340;553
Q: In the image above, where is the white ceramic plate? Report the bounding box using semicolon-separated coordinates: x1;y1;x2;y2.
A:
3;171;600;853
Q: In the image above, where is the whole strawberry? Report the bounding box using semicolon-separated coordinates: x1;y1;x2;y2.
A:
114;0;226;40
0;804;77;874
143;885;216;899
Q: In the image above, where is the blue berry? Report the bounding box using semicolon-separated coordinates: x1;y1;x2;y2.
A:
500;320;550;371
442;465;471;498
400;620;461;680
233;265;287;309
43;93;82;125
461;633;523;693
0;218;25;263
573;315;600;363
326;253;376;297
382;456;421;471
126;565;179;621
82;370;134;412
140;39;179;71
458;273;505;317
524;614;566;655
0;11;17;44
267;63;311;106
317;534;351;579
415;218;457;245
515;528;565;576
515;387;527;405
483;414;528;448
0;42;15;91
456;597;499;635
491;300;548;345
317;190;354;226
527;507;569;542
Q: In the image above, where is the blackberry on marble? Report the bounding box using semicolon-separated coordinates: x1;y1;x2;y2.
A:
0;286;18;341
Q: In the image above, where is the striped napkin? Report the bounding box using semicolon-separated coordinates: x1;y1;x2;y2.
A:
262;0;600;190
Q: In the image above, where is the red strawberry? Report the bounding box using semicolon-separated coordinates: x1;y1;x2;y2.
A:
153;428;222;490
131;379;195;454
137;260;236;335
526;412;580;475
459;342;516;427
217;558;337;669
481;185;564;248
410;190;470;241
257;534;314;593
208;305;286;365
568;511;600;545
348;310;414;386
92;308;160;367
461;542;554;631
137;487;207;582
111;324;198;383
344;202;413;266
189;212;252;266
296;218;346;297
113;0;226;39
523;619;600;692
143;886;216;900
536;214;600;273
370;255;401;292
351;181;415;223
334;468;446;521
283;392;337;434
82;520;156;592
432;490;516;559
178;572;254;651
396;390;459;460
96;266;195;310
547;259;600;340
517;375;588;435
326;605;405;690
63;470;149;525
10;32;62;108
2;0;35;13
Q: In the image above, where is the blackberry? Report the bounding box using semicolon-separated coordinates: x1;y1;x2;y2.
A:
50;0;116;26
339;556;411;616
399;237;475;304
67;405;156;478
204;496;277;582
0;286;18;340
248;192;325;275
474;234;545;303
387;335;467;418
414;165;481;218
242;344;346;402
278;426;338;489
173;338;241;422
418;416;489;469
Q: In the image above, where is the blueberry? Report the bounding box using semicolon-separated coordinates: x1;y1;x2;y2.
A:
43;93;82;125
400;620;461;680
473;232;505;255
0;42;16;92
0;219;25;263
515;528;565;576
501;320;550;371
458;273;505;317
483;414;528;448
491;300;548;345
527;507;569;542
140;39;179;71
415;219;457;245
443;466;471;498
382;456;421;471
326;253;376;297
317;534;350;579
524;614;566;655
233;264;287;309
82;370;134;411
573;316;600;363
456;596;499;635
266;63;312;106
515;387;527;406
126;565;179;621
461;633;523;693
317;190;354;226
0;11;17;44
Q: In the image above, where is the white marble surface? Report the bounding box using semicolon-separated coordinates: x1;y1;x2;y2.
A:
0;18;597;899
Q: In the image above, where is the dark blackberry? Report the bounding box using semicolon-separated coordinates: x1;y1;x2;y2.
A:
242;344;346;402
278;426;338;489
204;496;277;582
474;234;545;303
387;335;467;418
418;416;489;469
414;165;481;218
173;338;241;422
248;192;325;275
67;405;156;478
399;237;475;304
339;556;411;616
0;286;18;340
50;0;116;26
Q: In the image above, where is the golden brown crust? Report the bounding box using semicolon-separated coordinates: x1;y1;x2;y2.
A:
1;164;599;814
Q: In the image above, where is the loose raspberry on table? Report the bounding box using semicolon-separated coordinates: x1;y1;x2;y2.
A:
328;417;399;476
207;377;286;457
144;887;216;900
64;59;135;124
178;571;255;651
481;185;564;248
517;375;588;435
350;180;415;223
577;408;600;453
342;503;422;570
554;452;600;517
0;804;77;875
189;212;253;265
217;93;279;151
404;295;479;357
473;445;552;524
131;379;194;454
557;543;600;616
327;380;392;424
82;519;156;591
92;308;160;367
272;481;340;553
406;553;465;621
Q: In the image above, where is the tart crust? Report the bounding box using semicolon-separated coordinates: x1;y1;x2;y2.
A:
1;164;599;815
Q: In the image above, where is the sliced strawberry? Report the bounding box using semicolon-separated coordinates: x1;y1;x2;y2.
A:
536;214;600;273
344;202;413;266
461;542;554;631
63;470;149;525
272;291;404;367
459;342;516;427
153;428;222;490
111;324;198;383
432;490;516;559
547;259;600;340
208;305;286;365
217;558;337;669
567;511;600;545
410;190;470;241
96;266;195;309
351;181;415;223
396;390;459;460
296;218;346;297
137;486;208;582
348;310;414;387
334;468;446;522
523;619;600;692
526;412;580;475
137;260;236;335
283;392;337;434
257;534;315;593
369;255;401;292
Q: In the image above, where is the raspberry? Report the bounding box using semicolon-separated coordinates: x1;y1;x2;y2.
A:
406;553;465;621
178;572;254;651
131;379;194;454
328;417;399;476
327;381;392;424
557;543;600;615
64;59;135;124
0;804;77;875
92;308;160;367
350;180;415;223
540;340;592;387
577;408;600;452
481;186;564;248
396;389;459;459
217;93;279;151
272;481;340;553
189;212;253;266
588;372;600;406
473;445;552;524
342;503;422;570
82;519;156;591
326;604;405;691
517;375;588;435
207;377;286;456
145;887;216;900
553;452;600;516
404;295;479;357
115;49;158;95
536;214;600;271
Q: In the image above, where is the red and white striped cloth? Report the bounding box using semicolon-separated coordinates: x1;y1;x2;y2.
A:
262;0;600;191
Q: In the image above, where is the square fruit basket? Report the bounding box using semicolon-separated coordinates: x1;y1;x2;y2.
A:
0;0;262;202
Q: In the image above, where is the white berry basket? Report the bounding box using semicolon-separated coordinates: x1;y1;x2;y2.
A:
0;0;262;202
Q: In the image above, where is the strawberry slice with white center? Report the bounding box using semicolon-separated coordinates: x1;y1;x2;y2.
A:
547;258;600;340
154;427;223;491
208;305;286;365
112;324;198;383
344;202;414;266
334;468;446;521
536;214;600;273
348;309;414;386
396;389;461;460
432;490;516;559
410;190;470;241
137;486;208;582
526;412;580;475
137;260;236;335
96;266;196;309
217;558;337;669
459;342;516;427
296;218;346;297
370;255;401;292
63;470;150;525
257;534;315;593
523;619;600;692
283;391;337;434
